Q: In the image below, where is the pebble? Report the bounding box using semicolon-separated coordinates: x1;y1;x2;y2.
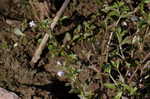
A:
0;87;19;99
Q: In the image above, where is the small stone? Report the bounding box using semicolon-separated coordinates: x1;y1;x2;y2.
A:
131;16;138;22
0;87;19;99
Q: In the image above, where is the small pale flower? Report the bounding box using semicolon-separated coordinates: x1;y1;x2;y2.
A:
29;21;36;27
57;71;65;77
14;43;18;48
122;21;127;26
139;78;143;82
57;61;62;66
127;72;131;76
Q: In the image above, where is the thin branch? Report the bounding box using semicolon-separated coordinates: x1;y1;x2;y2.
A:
31;0;70;64
128;66;139;83
51;0;70;30
106;32;113;62
142;52;150;63
31;33;49;64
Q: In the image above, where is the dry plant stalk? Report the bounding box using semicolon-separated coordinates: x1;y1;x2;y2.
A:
31;0;70;64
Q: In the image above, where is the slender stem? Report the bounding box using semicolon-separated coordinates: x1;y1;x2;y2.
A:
106;32;113;62
51;0;70;30
117;70;125;83
31;33;49;63
31;0;70;64
109;73;118;86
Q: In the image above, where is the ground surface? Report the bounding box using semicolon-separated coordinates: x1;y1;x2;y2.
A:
0;0;150;99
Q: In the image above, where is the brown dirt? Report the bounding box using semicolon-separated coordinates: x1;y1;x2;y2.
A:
0;0;102;98
0;0;150;99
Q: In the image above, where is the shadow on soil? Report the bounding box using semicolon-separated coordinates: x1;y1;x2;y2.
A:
23;79;79;99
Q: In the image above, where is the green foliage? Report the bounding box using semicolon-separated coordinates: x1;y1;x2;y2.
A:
104;83;116;89
0;42;8;49
48;42;59;57
18;0;150;98
114;91;122;99
38;19;52;31
102;1;130;19
144;0;150;3
1;0;150;98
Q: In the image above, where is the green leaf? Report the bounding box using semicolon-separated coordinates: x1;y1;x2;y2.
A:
104;83;116;89
0;42;8;49
114;91;123;99
63;33;71;43
14;28;25;36
147;13;150;24
103;64;111;73
101;6;112;13
117;1;124;7
109;10;120;17
112;1;124;9
74;25;82;33
83;32;92;39
73;34;81;41
144;0;150;3
122;84;137;95
111;60;120;69
121;37;132;45
132;35;140;44
68;53;77;60
60;16;69;21
130;87;137;95
138;19;147;28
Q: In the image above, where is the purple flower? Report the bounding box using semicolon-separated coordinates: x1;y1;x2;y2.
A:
57;71;65;77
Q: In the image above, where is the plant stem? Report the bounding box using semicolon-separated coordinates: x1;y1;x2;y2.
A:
31;0;70;64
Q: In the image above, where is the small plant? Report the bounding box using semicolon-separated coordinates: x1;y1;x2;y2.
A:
102;61;138;99
1;0;149;98
0;42;8;49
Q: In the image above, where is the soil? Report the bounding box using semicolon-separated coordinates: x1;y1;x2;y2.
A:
0;0;150;99
0;0;101;98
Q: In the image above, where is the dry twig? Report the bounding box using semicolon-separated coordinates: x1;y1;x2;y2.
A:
31;0;70;64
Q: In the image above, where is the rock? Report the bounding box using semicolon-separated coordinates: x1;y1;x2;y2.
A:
0;87;19;99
